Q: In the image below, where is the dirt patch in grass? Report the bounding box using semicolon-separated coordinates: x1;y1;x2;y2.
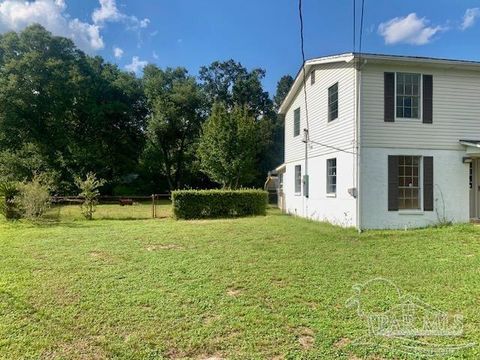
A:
145;244;184;251
334;337;351;349
297;327;315;350
41;337;107;359
226;288;242;297
89;251;115;262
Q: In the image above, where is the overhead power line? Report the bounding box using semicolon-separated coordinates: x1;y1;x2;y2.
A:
298;0;310;141
359;0;365;54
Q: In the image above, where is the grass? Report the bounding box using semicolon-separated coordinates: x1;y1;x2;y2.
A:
1;206;480;359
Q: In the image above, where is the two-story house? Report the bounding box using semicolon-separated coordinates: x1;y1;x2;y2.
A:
277;53;480;229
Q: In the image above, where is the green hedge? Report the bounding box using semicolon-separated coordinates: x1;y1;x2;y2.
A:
172;189;268;219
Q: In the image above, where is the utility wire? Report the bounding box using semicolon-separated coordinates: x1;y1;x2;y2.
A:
353;0;356;52
298;0;310;141
298;0;358;157
359;0;365;55
308;139;357;155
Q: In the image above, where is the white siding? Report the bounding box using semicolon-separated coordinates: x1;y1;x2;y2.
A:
282;61;358;226
284;151;357;227
360;147;469;229
361;63;480;149
284;62;356;163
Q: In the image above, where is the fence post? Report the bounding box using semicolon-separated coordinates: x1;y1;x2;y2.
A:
151;194;155;219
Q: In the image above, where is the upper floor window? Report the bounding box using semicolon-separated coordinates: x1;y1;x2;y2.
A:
328;83;338;122
396;73;420;119
326;158;337;194
294;107;300;137
311;70;316;85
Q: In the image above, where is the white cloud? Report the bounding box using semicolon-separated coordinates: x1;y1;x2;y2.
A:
461;8;480;30
378;13;443;45
125;56;147;74
152;51;159;60
0;0;103;52
92;0;150;32
113;46;124;59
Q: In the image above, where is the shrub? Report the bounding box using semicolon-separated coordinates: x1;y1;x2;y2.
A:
16;176;51;219
172;189;268;220
75;172;105;220
0;182;20;220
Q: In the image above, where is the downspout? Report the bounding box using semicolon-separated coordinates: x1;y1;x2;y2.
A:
355;58;366;232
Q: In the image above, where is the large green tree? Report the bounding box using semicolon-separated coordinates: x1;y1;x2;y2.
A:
0;25;146;192
142;65;205;190
197;103;261;188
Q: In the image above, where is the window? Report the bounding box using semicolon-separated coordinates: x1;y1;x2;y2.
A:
295;165;302;194
328;83;338;122
294;107;300;137
311;70;316;85
396;73;421;119
398;156;421;210
326;158;337;194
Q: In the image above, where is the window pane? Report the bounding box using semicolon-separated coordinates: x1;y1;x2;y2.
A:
327;158;337;194
328;83;339;122
396;73;421;119
398;156;421;210
294;108;300;136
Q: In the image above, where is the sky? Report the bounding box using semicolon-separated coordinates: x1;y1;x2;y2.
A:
1;0;480;95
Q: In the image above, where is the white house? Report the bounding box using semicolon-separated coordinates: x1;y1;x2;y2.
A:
277;53;480;229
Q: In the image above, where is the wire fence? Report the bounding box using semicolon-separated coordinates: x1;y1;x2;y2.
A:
49;194;172;220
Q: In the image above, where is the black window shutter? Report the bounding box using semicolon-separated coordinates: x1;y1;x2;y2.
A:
423;75;433;124
388;155;399;211
423;156;434;211
384;72;395;122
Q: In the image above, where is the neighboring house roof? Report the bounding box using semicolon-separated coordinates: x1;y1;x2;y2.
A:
279;52;480;115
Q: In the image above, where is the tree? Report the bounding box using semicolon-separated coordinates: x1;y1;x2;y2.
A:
142;65;205;190
199;60;277;186
197;103;261;188
274;75;294;110
199;60;275;119
75;173;105;220
0;25;147;193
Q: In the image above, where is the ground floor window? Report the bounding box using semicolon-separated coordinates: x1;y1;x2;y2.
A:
295;165;302;194
326;158;337;194
399;155;421;209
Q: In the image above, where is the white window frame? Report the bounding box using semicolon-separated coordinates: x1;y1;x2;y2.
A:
394;72;422;121
294;165;302;195
326;158;337;196
398;155;424;212
293;107;300;137
328;82;339;122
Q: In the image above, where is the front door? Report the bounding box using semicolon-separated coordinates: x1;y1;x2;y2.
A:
469;160;480;219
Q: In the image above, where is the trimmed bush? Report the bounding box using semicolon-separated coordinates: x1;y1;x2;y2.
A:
172;189;268;219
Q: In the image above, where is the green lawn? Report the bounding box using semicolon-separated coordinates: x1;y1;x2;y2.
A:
1;206;480;359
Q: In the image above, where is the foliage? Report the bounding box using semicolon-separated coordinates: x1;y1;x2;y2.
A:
74;172;105;220
0;25;146;193
172;189;267;219
199;60;274;119
16;175;52;220
142;65;205;190
0;25;287;193
0;181;20;220
197;103;263;188
273;75;294;109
